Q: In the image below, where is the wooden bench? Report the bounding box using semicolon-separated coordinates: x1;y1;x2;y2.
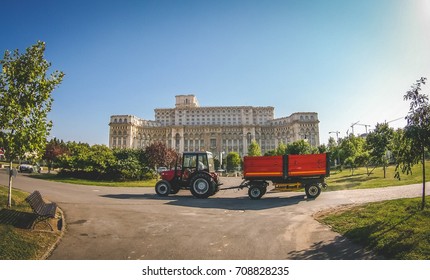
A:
25;191;57;231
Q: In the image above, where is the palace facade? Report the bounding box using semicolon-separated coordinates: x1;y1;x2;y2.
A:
109;95;320;157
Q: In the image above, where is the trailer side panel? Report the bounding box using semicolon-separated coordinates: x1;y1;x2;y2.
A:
286;154;328;178
243;155;283;179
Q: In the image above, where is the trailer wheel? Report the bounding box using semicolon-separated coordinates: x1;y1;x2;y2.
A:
190;173;214;199
155;180;171;197
305;185;321;199
248;186;264;200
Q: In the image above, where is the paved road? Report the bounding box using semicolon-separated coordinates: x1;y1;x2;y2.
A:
0;172;424;259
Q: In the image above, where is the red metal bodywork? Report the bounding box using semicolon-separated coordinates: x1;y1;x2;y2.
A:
287;154;328;177
243;155;283;178
160;169;177;181
243;153;329;180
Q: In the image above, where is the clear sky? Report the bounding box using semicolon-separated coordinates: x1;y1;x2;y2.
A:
2;0;430;145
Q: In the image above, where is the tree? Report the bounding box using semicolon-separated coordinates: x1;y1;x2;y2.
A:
327;136;341;167
0;41;64;207
339;134;367;175
248;139;261;156
395;77;430;210
57;142;91;173
285;140;312;155
366;123;394;177
276;141;287;155
145;142;178;170
43;138;69;173
226;152;241;172
112;148;151;181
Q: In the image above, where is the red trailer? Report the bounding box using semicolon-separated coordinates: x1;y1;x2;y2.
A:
238;153;330;199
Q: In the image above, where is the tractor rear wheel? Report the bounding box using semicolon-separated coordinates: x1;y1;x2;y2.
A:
155;180;171;197
190;173;214;199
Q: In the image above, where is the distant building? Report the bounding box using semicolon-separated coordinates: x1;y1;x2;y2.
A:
109;95;320;156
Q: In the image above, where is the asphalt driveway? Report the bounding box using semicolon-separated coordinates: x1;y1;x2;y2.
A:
0;172;424;259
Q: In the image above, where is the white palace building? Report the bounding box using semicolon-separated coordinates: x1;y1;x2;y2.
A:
109;95;320;156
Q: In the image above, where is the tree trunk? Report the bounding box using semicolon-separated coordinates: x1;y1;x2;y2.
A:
7;161;13;208
422;146;426;211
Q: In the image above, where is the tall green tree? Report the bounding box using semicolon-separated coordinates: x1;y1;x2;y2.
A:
276;141;287;155
327;136;341;166
366;123;394;178
226;152;241;172
395;77;430;210
339;134;367;175
0;41;64;207
248;139;261;156
285;140;311;155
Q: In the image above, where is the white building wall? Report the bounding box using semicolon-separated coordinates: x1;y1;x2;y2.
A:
109;95;320;156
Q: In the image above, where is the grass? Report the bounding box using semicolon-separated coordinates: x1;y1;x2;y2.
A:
0;185;59;260
326;162;430;190
29;173;158;187
318;197;430;259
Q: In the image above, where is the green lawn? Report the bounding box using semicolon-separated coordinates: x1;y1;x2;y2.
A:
317;197;430;259
327;162;430;190
0;186;60;259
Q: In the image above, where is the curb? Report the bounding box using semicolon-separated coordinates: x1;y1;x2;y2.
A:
41;206;66;260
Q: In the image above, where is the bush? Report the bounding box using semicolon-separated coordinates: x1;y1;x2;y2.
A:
56;144;157;181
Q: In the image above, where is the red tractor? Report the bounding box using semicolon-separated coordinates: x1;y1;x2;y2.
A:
155;151;222;199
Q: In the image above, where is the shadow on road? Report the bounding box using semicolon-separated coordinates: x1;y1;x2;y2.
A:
288;235;379;260
100;193;311;211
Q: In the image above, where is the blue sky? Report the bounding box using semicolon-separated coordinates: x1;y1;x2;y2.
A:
2;0;430;145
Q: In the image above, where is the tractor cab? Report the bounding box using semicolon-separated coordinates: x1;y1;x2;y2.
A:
156;151;221;198
180;152;215;180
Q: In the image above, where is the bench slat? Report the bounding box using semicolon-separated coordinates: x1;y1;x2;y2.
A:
25;191;57;217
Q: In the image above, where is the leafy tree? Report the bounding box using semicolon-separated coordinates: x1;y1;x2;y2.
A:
57;142;91;172
285;140;312;155
248;139;261;156
0;41;64;207
317;144;328;154
226;152;241;172
327;136;341;167
264;150;276;156
366;123;394;178
276;141;287;155
339;134;367;175
43;138;69;173
395;77;430;210
87;145;116;177
145;142;178;170
112;148;154;180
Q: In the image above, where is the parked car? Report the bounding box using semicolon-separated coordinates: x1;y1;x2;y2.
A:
18;163;41;173
157;167;168;173
18;164;35;173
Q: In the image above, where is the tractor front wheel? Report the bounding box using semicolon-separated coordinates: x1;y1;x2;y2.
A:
155;180;171;197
